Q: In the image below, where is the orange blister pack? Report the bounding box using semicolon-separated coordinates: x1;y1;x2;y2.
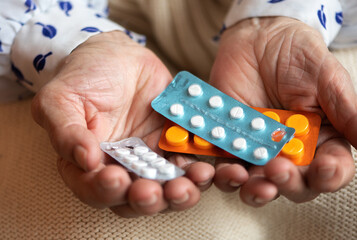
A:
158;108;321;166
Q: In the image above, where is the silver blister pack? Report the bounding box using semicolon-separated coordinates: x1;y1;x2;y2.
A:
100;137;185;181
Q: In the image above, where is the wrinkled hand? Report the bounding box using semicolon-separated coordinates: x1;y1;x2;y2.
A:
210;17;356;206
31;31;214;217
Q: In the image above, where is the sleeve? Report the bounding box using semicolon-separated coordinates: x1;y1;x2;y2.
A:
330;1;357;49
223;0;343;47
0;0;146;102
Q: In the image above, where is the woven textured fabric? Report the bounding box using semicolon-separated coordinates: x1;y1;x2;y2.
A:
0;48;357;240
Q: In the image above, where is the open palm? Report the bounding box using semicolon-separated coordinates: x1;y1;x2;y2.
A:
210;17;356;205
32;31;214;217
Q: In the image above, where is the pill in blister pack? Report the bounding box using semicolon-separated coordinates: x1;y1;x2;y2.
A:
100;137;185;180
159;105;321;166
253;107;321;165
159;120;235;158
151;71;296;166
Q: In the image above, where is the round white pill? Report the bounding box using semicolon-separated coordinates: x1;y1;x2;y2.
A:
151;158;166;168
211;126;225;139
170;103;184;116
188;84;202;97
133;146;149;156
251;117;265;130
253;147;268;160
230;107;244;119
114;148;130;157
123;154;139;163
190;115;205;128
142;152;157;162
159;164;176;176
131;160;148;170
140;167;157;179
233;138;247;151
209;96;223;108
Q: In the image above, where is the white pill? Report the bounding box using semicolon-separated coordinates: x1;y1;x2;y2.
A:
170;103;184;116
134;146;149;156
253;147;268;160
114;148;130;157
230;107;244;119
105;144;113;151
251;117;265;130
151;158;166;167
233;138;247;151
140;167;157;179
190;115;205;128
131;160;148;170
142;152;157;162
211;126;225;139
111;145;119;150
123;154;139;163
188;84;202;97
159;164;176;175
209;96;223;108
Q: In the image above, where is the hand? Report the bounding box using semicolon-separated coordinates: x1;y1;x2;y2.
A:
31;31;214;217
210;17;356;206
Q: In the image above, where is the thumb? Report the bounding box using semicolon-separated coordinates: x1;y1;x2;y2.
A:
318;53;357;148
31;85;103;171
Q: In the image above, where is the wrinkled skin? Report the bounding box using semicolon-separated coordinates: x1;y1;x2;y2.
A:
211;17;357;206
31;31;215;217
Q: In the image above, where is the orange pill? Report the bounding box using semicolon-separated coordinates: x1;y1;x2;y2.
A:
282;138;304;159
285;114;310;137
165;126;189;146
263;111;281;122
194;135;214;149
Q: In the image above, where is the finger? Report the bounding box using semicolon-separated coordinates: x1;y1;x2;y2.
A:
185;162;215;191
167;154;215;191
57;158;132;208
111;177;201;216
128;179;168;216
318;53;357;148
307;137;355;193
213;158;250;192
263;157;319;203
239;175;279;207
32;86;103;171
164;177;201;211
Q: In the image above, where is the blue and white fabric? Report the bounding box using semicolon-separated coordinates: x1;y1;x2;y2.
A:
224;0;343;46
0;0;145;102
224;0;357;49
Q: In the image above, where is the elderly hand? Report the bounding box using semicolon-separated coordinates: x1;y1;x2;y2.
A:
210;17;356;206
31;31;214;217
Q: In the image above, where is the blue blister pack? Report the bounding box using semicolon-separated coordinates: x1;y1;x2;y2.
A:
151;71;295;165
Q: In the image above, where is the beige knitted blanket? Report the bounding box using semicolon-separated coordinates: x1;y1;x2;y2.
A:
1;1;357;239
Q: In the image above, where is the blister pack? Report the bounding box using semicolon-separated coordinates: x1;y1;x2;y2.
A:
100;137;185;181
151;71;296;166
158;105;321;166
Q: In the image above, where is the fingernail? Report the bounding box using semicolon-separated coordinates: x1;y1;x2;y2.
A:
229;181;242;188
253;197;266;204
197;179;211;187
270;172;290;184
74;145;87;171
172;192;189;205
100;178;120;190
137;194;158;207
318;166;336;180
